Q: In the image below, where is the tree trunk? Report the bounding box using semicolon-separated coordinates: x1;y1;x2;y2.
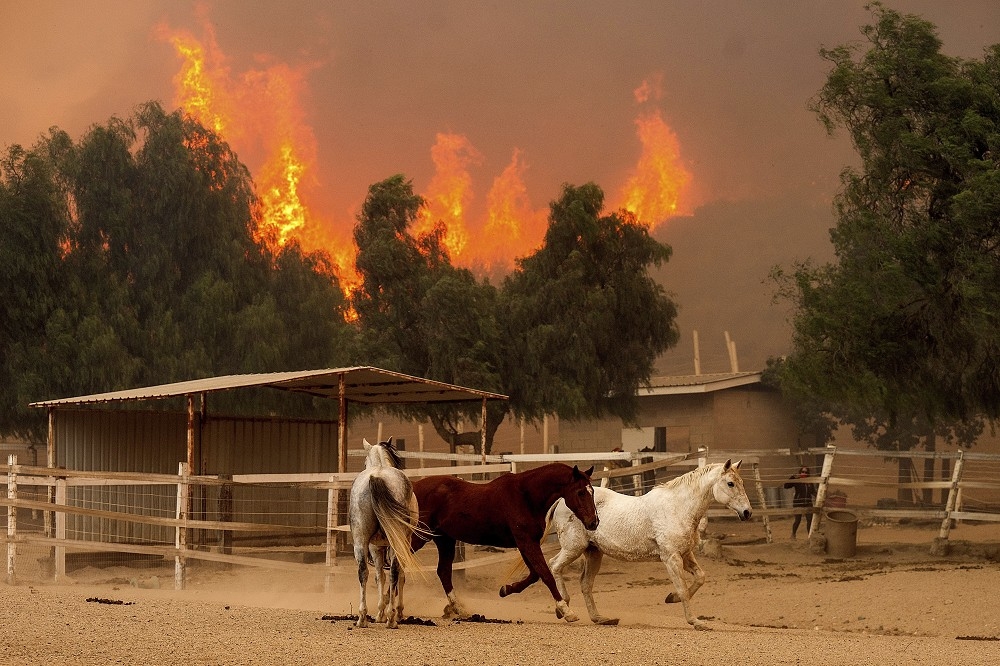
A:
940;457;951;506
897;457;915;506
428;404;507;457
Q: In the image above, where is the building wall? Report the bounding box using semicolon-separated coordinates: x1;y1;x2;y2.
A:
712;386;801;451
556;385;800;458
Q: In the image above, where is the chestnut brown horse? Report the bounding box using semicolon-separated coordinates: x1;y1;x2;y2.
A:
411;463;598;622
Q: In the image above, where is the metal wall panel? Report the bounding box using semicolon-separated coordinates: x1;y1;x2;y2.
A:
53;409;339;545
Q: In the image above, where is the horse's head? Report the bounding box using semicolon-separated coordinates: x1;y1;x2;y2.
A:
562;465;599;531
362;436;402;469
713;459;752;521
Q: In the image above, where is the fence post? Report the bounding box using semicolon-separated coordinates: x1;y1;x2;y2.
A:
808;446;836;538
217;474;233;555
6;455;16;585
54;476;67;580
752;463;772;544
174;462;189;590
631;455;643;496
932;451;964;555
325;474;337;593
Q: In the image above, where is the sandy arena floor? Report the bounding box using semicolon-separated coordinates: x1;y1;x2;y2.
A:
2;519;999;665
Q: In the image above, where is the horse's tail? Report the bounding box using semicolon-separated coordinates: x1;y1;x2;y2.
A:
543;500;559;542
369;474;429;580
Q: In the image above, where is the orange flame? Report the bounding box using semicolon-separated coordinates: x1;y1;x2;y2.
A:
616;77;693;227
161;20;690;301
257;142;306;246
482;149;546;266
166;29;229;136
414;133;481;259
159;21;361;295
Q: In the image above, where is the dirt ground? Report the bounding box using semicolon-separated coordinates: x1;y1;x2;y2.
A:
2;518;1000;665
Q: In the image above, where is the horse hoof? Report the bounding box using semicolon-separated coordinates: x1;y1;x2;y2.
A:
665;592;680;604
595;617;620;626
555;602;579;623
498;586;509;598
692;621;710;631
556;608;579;622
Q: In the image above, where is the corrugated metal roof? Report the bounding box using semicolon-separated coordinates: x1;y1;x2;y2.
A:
640;371;762;396
29;366;508;408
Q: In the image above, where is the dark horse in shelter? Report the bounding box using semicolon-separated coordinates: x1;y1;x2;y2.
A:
411;463;599;622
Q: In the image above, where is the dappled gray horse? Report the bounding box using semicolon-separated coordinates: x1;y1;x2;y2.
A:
349;437;421;628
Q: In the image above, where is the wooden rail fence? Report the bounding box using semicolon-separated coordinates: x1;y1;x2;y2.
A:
3;446;1000;589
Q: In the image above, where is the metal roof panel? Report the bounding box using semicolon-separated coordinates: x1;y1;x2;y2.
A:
639;371;762;395
29;366;507;407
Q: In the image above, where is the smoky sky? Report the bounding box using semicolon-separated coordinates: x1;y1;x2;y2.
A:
3;1;998;373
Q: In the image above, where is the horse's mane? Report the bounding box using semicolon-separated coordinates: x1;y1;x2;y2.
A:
373;438;403;469
656;462;721;491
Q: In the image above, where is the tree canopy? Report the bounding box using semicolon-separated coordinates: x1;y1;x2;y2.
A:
0;102;353;439
351;177;679;452
773;4;1000;449
2;105;680;450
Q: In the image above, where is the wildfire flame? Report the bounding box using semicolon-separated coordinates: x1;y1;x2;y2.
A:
159;21;360;294
167;29;228;135
617;77;693;227
160;19;691;303
413;133;481;260
483;149;546;265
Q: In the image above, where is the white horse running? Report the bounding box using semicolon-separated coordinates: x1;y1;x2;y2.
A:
548;459;752;629
349;437;422;628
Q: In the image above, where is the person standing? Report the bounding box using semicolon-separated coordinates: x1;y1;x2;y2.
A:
785;466;817;539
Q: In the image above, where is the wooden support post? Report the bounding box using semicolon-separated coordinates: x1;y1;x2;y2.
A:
752;463;772;544
185;396;196;550
45;409;55;543
54;477;66;580
418;425;425;469
519;417;525;455
808;446;836;538
543;415;550;454
724;331;739;373
325;474;338;593
336;373;349;557
933;451;965;555
692;330;701;376
7;455;16;585
174;462;189;590
481;398;487;466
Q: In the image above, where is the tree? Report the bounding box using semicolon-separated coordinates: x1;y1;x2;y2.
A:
500;183;679;424
772;4;999;501
0;103;354;438
0;139;72;439
351;177;680;453
351;175;506;450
